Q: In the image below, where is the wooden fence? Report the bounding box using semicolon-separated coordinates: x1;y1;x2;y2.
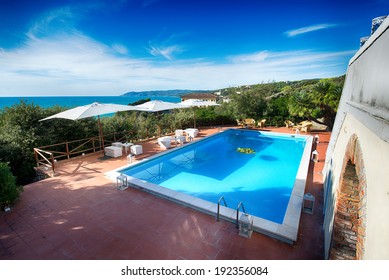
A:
33;130;135;175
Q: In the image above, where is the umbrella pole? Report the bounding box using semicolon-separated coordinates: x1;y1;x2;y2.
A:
98;115;105;152
157;112;161;136
193;110;196;128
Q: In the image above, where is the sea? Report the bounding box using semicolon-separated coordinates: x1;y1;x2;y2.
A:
0;95;181;111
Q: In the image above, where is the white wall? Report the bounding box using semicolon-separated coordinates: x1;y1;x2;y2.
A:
323;17;389;259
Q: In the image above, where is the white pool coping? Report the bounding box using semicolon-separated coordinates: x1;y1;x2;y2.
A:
106;129;313;244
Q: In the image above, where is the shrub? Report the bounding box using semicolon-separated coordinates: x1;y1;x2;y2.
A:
0;162;22;209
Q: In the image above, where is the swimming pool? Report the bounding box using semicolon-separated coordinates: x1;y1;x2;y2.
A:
107;129;313;243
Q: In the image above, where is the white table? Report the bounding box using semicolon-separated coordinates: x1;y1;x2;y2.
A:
130;144;143;155
112;142;133;154
105;146;122;158
122;142;133;154
185;128;199;138
175;135;186;144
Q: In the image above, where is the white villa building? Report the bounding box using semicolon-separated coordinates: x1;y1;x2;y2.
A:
323;16;389;259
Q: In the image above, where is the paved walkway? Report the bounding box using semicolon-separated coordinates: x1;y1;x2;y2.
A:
0;127;330;259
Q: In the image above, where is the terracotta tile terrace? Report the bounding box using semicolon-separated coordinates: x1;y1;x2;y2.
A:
0;126;330;260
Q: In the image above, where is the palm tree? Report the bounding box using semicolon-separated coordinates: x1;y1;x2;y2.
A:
288;79;343;129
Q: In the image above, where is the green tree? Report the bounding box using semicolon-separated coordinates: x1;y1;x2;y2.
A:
0;162;22;208
230;91;267;120
287;86;315;118
0;101;47;183
129;98;151;106
287;78;343;129
170;109;193;129
312;79;343;127
0;101;100;184
266;95;290;126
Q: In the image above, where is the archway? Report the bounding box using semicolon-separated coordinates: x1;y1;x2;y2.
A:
330;135;367;260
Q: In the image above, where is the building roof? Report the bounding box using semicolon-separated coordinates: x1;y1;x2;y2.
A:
181;92;217;100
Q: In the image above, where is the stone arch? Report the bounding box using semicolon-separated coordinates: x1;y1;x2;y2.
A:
330;134;367;260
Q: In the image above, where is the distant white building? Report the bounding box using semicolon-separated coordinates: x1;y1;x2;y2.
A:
180;93;217;102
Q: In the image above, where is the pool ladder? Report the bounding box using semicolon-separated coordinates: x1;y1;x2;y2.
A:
216;196;247;227
216;196;227;222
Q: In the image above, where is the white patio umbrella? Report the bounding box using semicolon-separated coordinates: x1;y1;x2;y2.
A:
40;102;138;150
134;100;189;112
178;99;220;128
134;100;189;136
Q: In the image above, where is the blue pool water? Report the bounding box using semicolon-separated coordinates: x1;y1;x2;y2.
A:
122;129;307;224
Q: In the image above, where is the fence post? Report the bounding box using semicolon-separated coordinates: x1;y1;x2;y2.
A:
66;141;70;159
34;149;39;167
92;137;96;152
50;153;55;174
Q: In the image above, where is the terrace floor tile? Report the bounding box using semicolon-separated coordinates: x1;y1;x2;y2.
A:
0;126;330;260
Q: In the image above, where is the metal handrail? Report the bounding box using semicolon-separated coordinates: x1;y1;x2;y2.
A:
236;201;246;228
216;196;228;221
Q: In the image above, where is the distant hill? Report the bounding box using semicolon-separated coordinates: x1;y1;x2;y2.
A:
121;89;210;97
121;75;345;98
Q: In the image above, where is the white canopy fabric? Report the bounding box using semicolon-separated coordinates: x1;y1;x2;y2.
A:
134;100;189;112
134;100;189;136
40;102;138;150
40;102;137;121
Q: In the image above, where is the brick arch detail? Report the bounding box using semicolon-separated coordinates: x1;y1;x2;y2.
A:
330;134;367;260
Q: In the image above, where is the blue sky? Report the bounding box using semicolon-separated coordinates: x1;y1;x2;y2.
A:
0;0;388;96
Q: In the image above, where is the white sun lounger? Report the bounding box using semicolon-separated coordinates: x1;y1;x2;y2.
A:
158;136;171;149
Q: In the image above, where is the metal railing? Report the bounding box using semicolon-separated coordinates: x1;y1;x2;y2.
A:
216;198;248;228
216;196;228;221
236;201;246;228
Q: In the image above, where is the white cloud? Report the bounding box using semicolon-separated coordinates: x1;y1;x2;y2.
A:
26;6;78;41
112;43;129;55
148;44;183;60
285;23;337;37
147;30;186;60
0;32;354;96
230;51;269;63
0;14;354;96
